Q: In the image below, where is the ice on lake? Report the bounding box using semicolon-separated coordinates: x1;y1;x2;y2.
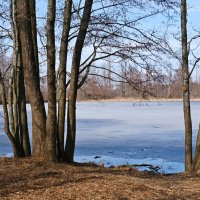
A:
1;101;200;173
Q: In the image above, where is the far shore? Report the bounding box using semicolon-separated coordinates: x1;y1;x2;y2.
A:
77;98;200;103
23;98;200;104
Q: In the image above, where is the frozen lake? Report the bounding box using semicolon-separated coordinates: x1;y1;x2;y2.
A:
0;101;200;173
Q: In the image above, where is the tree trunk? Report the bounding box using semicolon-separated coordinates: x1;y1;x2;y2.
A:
181;0;193;172
12;0;20;155
8;1;15;139
29;0;39;74
46;0;57;162
16;0;46;158
57;0;72;159
18;65;31;156
8;78;14;135
64;0;93;162
193;124;200;172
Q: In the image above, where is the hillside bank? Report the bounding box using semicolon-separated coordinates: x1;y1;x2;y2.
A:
0;158;200;200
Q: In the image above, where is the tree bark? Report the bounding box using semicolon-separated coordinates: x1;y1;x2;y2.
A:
46;0;57;162
57;0;72;159
29;0;39;74
193;124;200;172
8;78;14;135
181;0;192;172
12;0;20;155
64;0;93;162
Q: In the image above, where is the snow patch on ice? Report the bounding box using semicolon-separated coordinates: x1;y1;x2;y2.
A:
75;155;184;174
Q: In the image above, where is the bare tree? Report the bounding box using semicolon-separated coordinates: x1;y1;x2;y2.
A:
46;0;57;161
57;0;73;159
180;0;200;173
64;0;94;162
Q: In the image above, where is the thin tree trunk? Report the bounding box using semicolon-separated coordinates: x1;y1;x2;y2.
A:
18;65;31;156
181;0;192;172
57;0;72;159
193;124;200;172
8;78;14;135
46;0;57;161
11;0;20;153
9;0;15;138
64;0;93;163
13;45;22;154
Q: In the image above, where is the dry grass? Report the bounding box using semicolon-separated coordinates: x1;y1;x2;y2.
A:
0;158;200;200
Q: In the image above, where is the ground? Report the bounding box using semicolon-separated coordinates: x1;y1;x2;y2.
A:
0;158;200;200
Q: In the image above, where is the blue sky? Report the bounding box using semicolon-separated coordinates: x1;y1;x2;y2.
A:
187;0;200;30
